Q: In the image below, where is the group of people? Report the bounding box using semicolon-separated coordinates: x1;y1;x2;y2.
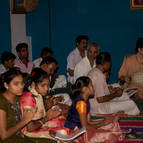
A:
0;35;143;143
67;35;143;115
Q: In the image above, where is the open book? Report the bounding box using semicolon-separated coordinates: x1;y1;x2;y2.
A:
127;89;137;97
54;127;86;141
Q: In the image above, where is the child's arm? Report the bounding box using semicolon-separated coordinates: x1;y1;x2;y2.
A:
76;101;105;129
79;113;105;129
76;101;114;129
87;113;115;127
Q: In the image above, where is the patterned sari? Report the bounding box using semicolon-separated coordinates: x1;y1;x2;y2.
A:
20;87;65;139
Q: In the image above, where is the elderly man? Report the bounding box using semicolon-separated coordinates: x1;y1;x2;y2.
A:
74;42;99;82
88;52;139;115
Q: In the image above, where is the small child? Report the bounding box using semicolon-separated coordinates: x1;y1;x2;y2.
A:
64;76;124;143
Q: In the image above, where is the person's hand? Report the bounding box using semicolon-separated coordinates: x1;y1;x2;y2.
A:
45;96;63;110
53;96;63;105
103;116;116;126
115;88;123;97
45;106;61;121
110;88;117;94
68;69;74;76
58;103;69;118
23;107;36;124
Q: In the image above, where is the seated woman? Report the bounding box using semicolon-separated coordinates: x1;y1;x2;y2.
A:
20;68;66;139
0;68;56;143
51;76;124;143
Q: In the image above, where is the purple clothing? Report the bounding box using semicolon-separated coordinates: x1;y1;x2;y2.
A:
15;58;33;74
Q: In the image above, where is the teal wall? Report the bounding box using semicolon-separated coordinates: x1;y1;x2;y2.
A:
1;1;143;82
25;0;143;82
0;1;11;56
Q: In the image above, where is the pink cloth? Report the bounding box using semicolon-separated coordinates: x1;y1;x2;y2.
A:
15;58;33;74
33;118;66;133
20;92;66;135
20;92;36;107
67;120;123;143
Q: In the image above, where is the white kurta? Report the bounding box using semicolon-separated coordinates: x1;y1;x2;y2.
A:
88;68;139;115
67;48;86;84
74;56;96;82
33;57;42;68
0;64;7;74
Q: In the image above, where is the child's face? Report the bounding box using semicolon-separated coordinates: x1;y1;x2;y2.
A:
4;75;24;96
87;81;95;98
35;77;50;96
84;81;94;98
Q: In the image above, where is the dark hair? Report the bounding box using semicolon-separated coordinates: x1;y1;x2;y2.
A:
1;51;16;64
24;68;49;91
96;52;111;65
40;56;58;66
22;73;31;92
135;38;143;53
76;35;88;44
41;47;53;57
16;43;28;52
70;76;90;100
0;68;22;92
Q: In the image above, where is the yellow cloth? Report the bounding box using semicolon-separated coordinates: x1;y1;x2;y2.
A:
76;100;87;114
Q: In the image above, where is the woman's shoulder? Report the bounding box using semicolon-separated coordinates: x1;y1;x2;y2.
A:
0;94;7;103
20;92;36;107
20;92;34;100
21;92;33;97
0;94;8;111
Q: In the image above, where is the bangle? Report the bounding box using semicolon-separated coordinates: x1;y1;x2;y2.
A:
38;120;44;126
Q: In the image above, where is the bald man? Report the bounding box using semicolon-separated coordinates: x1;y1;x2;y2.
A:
74;42;99;82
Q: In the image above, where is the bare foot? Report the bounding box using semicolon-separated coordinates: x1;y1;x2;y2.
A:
49;130;56;138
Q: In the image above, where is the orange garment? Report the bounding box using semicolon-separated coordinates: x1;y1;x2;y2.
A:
76;100;87;114
119;54;143;79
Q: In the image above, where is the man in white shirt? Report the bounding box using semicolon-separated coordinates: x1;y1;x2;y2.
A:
0;51;16;74
74;42;99;82
88;52;139;115
33;47;53;68
67;35;88;84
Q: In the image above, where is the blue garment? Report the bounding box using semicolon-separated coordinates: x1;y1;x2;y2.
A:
64;96;90;129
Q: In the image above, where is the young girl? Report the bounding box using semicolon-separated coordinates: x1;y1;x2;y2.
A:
20;68;65;139
64;76;124;143
0;68;56;143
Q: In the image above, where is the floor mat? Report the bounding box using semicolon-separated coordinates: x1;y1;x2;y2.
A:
91;114;143;142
